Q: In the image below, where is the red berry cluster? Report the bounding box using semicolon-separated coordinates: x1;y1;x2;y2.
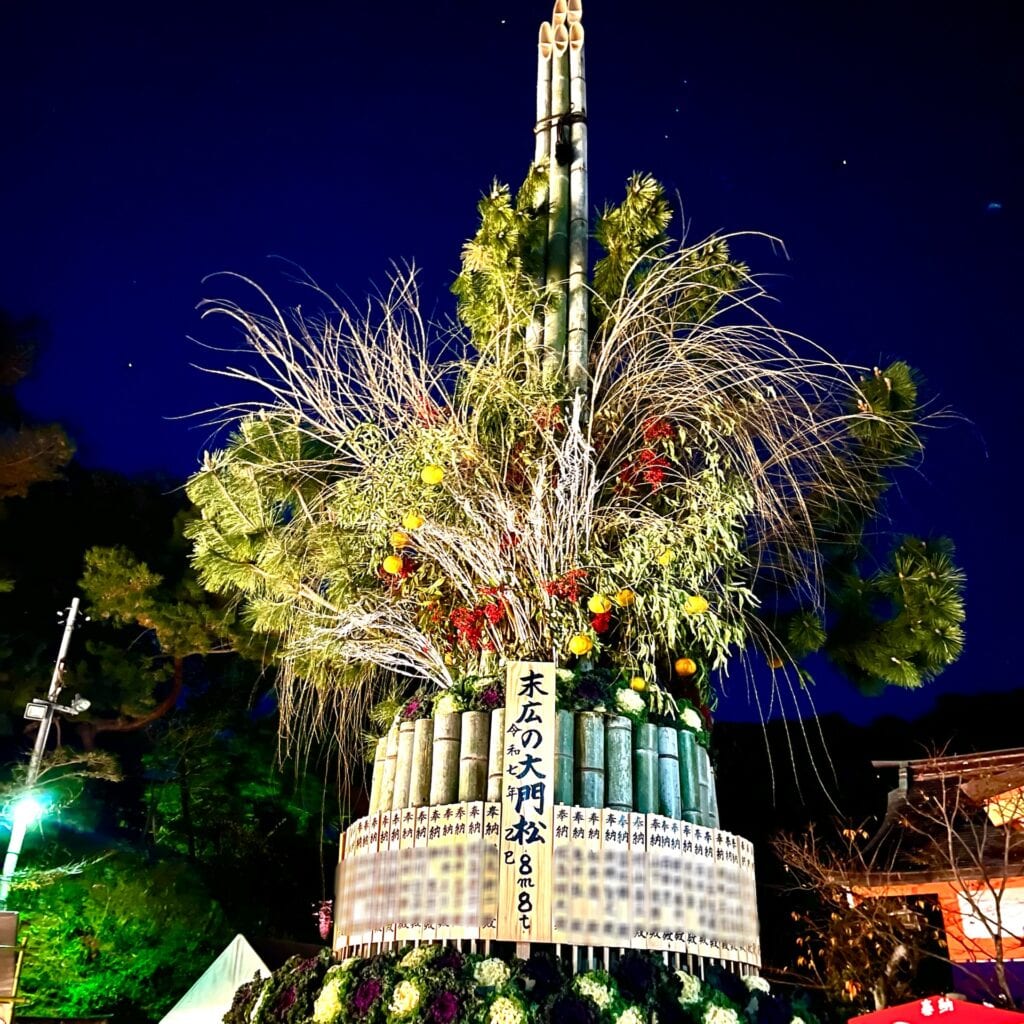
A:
541;568;588;603
448;601;504;651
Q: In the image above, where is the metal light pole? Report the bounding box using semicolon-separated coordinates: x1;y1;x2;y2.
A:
0;598;85;908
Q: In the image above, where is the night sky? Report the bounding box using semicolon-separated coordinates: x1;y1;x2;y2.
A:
2;0;1019;726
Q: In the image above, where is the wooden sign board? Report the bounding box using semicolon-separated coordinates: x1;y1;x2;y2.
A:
496;661;556;943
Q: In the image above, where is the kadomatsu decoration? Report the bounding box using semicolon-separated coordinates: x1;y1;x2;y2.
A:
185;1;964;761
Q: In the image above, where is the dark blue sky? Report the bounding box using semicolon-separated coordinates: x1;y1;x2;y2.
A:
2;0;1019;725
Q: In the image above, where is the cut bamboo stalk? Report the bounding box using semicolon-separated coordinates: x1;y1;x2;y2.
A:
409;717;434;807
566;19;588;395
706;762;720;828
393;719;416;810
634;723;659;813
486;707;505;802
379;724;400;811
552;0;567;28
458;710;490;802
535;22;554;166
566;0;581;24
575;711;605;807
605;715;633;812
678;729;702;824
429;712;462;806
527;20;554;374
542;21;570;382
369;736;387;814
657;725;682;819
695;744;712;825
555;709;575;804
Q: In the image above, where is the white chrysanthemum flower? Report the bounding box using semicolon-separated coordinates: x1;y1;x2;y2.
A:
576;976;613;1009
474;957;511;988
434;693;461;717
489;996;526;1024
703;1005;740;1024
675;970;702;1006
389;980;422;1017
617;1006;646;1024
313;977;344;1024
339;957;361;973
616;689;645;714
743;975;770;994
681;708;703;732
400;945;437;970
791;1017;807;1024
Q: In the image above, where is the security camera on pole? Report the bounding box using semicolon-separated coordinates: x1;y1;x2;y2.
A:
0;597;90;908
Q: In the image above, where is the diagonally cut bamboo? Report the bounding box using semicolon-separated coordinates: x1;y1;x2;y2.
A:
634;723;659;813
458;710;490;801
409;717;434;807
695;744;712;825
575;710;605;807
566;18;588;395
526;21;554;372
429;711;462;806
554;709;575;804
535;22;554;165
678;729;702;824
486;707;505;802
380;724;400;811
393;719;416;810
657;725;682;819
369;736;387;813
605;715;633;812
542;20;570;382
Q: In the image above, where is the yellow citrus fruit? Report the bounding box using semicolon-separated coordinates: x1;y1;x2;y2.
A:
674;657;698;677
614;588;636;607
683;595;709;615
568;633;593;656
382;555;404;575
587;593;612;614
656;548;675;566
390;530;412;549
629;676;647;692
421;464;444;486
402;512;425;530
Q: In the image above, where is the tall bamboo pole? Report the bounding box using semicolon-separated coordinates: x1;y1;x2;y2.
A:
542;15;570;381
525;21;554;372
566;14;588;395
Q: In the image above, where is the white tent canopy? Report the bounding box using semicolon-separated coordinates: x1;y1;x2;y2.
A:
160;934;270;1024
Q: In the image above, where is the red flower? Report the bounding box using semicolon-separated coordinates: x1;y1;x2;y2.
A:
481;602;504;625
591;611;612;634
642;417;675;443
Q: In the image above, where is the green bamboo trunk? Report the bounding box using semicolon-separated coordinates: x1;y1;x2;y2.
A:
605;715;633;812
409;717;434;807
369;736;387;813
677;729;702;824
393;719;416;810
575;711;605;808
555;709;575;804
458;710;490;802
695;743;712;825
634;723;659;814
706;761;721;829
429;712;461;806
657;725;682;819
379;724;400;811
486;707;506;802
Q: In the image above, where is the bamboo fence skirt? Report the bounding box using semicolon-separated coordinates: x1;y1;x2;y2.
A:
339;711;755;963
